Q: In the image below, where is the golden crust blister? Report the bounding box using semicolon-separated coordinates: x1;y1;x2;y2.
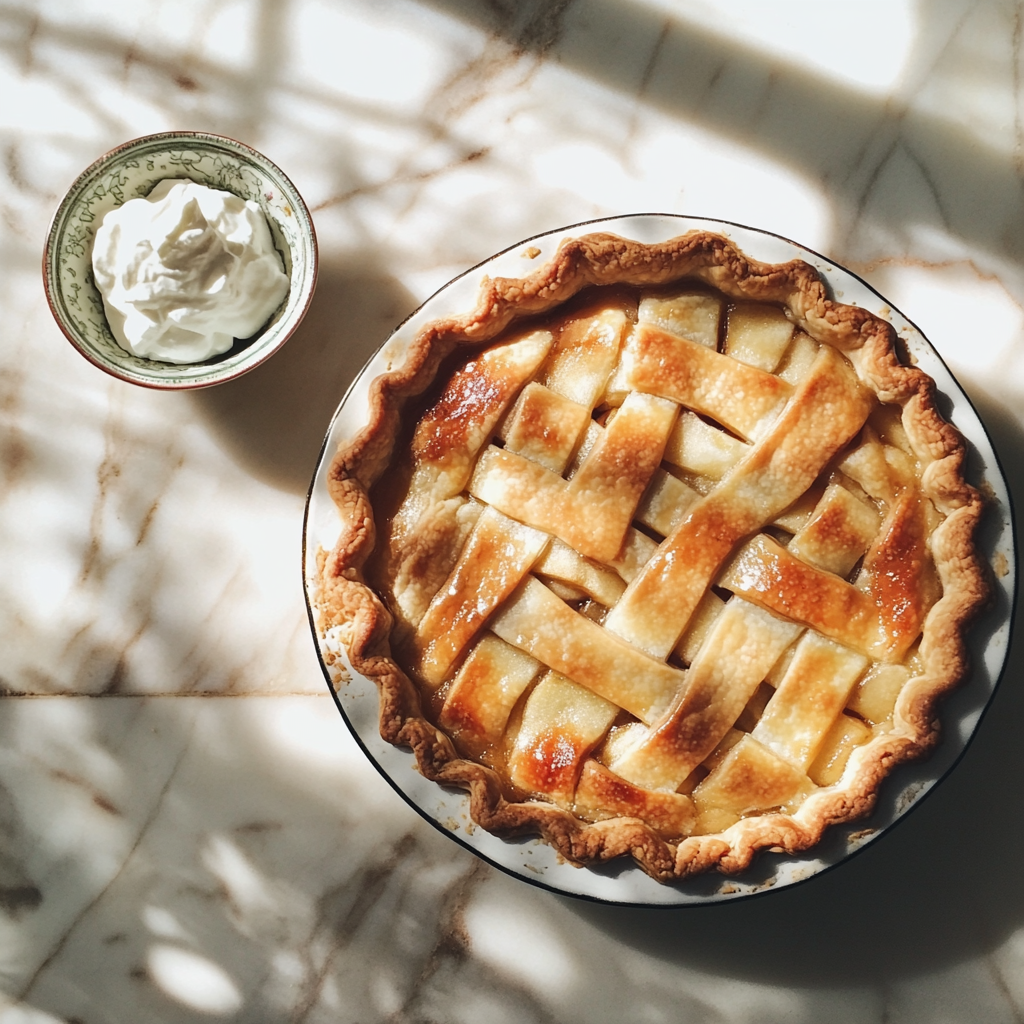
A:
314;230;990;883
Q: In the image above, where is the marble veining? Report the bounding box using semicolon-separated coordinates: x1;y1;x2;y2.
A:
3;0;1024;1020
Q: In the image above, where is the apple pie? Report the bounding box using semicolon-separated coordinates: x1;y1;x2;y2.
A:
313;231;989;881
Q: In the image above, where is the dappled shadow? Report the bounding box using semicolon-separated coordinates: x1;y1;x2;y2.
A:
190;260;417;493
0;695;502;1022
9;0;1024;1009
418;0;1024;274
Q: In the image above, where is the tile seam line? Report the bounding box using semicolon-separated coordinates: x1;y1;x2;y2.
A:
0;691;331;699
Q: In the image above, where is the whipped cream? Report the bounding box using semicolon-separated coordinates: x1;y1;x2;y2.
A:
91;178;290;364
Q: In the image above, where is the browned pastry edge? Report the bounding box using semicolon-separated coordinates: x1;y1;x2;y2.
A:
314;230;991;883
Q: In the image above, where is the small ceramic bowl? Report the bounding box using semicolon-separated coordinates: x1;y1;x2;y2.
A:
43;131;318;389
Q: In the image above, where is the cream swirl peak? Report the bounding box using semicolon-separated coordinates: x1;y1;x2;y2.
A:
91;178;289;364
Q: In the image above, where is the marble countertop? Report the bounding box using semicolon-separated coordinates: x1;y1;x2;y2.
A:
4;0;1024;1020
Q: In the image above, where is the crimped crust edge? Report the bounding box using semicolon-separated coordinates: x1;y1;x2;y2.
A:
314;230;991;883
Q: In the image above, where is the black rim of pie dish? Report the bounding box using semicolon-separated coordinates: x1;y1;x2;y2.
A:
301;213;1017;908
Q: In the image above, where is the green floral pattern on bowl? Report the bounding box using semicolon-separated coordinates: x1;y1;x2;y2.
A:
44;132;318;389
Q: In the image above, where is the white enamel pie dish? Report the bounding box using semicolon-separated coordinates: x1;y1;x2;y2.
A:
302;214;1015;906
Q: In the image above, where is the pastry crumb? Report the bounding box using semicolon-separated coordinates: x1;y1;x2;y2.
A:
846;828;878;843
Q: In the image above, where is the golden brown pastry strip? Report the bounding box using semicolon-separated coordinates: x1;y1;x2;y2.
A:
608;600;802;791
862;488;938;661
501;382;590;472
751;633;868;770
407;329;554;499
787;481;880;576
539;306;627;407
625;322;791;440
439;634;542;757
718;534;884;657
508;672;618;805
605;345;874;658
470;392;678;562
723;302;796;371
574;760;696;839
638;289;723;348
693;735;815;833
490;577;685;724
534;539;626;607
411;508;549;686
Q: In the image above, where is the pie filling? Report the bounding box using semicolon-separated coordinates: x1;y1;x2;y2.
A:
315;232;988;880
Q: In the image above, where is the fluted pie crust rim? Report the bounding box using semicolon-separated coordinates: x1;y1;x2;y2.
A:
313;230;990;882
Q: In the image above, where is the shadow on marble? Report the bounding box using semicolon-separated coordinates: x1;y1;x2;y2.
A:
190;261;417;494
419;0;1024;274
0;696;494;1024
571;396;1024;987
7;688;1024;1022
0;1;286;150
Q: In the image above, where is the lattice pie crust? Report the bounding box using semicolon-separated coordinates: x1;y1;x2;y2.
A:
314;232;989;881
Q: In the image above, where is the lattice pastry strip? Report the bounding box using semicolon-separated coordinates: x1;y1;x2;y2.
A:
489;577;682;725
507;671;618;806
718;534;884;658
574;760;696;839
604;344;875;659
439;633;542;759
498;382;590;473
559;423;689;577
786;480;880;575
606;598;803;791
470;391;678;563
635;468;701;537
533;538;626;607
720;493;936;662
750;633;869;770
623;322;791;441
639;289;723;349
861;486;937;658
692;734;817;834
536;305;627;408
723;301;796;371
410;507;548;686
488;339;676;592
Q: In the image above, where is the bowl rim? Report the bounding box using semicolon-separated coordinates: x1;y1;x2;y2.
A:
42;130;319;390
